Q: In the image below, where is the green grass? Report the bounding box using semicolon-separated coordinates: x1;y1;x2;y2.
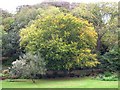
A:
2;77;118;88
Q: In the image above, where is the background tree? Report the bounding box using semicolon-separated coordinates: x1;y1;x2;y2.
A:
2;6;39;64
71;2;118;54
2;5;63;63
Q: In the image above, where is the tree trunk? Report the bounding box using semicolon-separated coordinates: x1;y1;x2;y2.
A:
31;74;36;83
31;78;35;83
96;34;101;53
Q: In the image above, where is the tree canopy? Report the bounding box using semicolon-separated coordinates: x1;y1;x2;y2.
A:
20;13;99;70
1;2;119;74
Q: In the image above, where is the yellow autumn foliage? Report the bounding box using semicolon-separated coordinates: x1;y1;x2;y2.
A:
20;13;99;70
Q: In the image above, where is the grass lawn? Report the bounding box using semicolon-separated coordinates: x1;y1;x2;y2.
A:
2;77;118;88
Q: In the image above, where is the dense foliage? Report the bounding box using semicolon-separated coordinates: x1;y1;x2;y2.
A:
71;2;118;54
100;47;119;72
10;52;46;82
20;13;99;70
96;72;118;81
1;2;119;78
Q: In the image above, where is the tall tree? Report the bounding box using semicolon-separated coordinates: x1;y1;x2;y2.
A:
20;13;99;70
71;2;118;54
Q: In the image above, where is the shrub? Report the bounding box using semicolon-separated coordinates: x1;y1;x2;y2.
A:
99;47;119;72
10;52;46;83
96;72;118;81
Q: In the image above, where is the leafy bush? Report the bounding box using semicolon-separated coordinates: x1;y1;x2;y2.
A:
20;13;99;70
2;30;20;65
99;47;119;72
10;52;46;82
96;72;118;81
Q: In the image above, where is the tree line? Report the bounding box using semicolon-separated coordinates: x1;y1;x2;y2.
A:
1;1;119;79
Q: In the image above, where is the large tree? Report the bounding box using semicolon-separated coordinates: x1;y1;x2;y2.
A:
20;13;99;70
2;6;39;63
71;2;118;54
2;5;63;65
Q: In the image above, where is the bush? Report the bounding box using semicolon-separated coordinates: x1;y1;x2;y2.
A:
96;72;118;81
10;52;47;83
99;47;119;72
